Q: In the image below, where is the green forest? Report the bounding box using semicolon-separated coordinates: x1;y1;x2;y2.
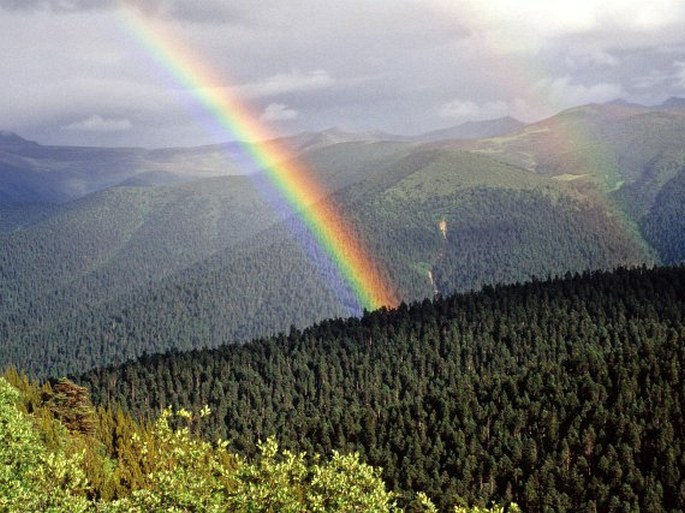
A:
74;265;685;512
0;176;653;379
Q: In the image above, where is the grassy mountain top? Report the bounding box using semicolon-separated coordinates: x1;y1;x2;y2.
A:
467;101;685;188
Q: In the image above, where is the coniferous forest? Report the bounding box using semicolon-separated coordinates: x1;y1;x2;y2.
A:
6;100;685;380
74;265;685;512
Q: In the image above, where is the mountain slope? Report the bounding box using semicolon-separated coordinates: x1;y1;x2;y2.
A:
640;165;685;264
2;100;685;377
344;147;651;297
0;134;256;208
0;142;653;377
0;177;288;361
466;101;685;211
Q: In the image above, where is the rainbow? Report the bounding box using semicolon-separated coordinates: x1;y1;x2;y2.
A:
118;7;398;312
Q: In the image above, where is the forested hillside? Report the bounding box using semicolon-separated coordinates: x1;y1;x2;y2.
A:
348;149;648;297
2;101;685;378
80;265;685;512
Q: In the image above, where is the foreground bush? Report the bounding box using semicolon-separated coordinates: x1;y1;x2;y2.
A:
0;376;516;512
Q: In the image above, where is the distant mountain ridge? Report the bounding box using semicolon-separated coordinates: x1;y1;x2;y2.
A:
0;130;39;150
3;96;685;206
0;136;254;205
660;96;685;110
418;116;526;141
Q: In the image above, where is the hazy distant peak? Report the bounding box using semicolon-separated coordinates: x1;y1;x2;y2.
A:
605;98;646;109
298;128;359;150
0;131;39;149
285;127;399;152
0;130;30;142
602;97;685;112
418;116;526;142
320;126;351;136
319;127;391;140
659;97;685;110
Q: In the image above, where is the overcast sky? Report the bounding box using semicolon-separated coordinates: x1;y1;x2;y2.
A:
2;0;685;147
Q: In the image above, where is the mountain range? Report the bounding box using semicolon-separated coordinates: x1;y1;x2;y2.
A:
1;98;684;377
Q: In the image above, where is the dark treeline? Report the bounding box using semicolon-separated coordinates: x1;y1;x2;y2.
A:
81;265;685;512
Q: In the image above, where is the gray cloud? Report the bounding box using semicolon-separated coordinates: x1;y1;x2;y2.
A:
0;0;131;13
0;0;243;23
65;115;133;132
1;1;685;147
165;2;246;25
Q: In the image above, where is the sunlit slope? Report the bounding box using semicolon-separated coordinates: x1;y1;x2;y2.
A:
340;147;651;298
466;102;685;191
457;101;685;266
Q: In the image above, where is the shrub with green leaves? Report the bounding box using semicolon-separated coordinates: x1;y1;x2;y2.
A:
0;377;90;512
0;375;518;512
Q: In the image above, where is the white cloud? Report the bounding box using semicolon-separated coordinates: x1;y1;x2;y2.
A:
566;49;619;70
238;69;334;99
260;103;298;122
65;114;132;132
535;77;624;110
438;0;685;54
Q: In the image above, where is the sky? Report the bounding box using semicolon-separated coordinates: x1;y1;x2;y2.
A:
1;0;685;148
